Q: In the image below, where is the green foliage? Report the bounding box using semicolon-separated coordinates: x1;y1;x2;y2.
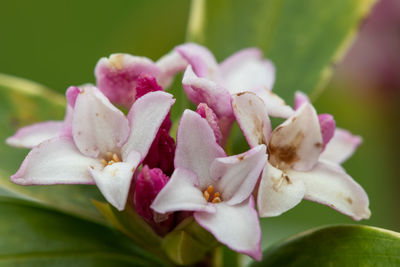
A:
251;225;400;267
0;197;167;266
187;0;376;101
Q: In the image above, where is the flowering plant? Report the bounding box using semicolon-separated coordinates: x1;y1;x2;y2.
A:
1;1;400;266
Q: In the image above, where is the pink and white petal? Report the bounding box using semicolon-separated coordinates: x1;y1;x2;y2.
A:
60;105;74;138
318;114;336;150
211;145;267;205
11;137;99;185
89;151;141;211
175;43;219;78
294;91;310;110
194;197;262;260
320;128;362;164
182;66;233;118
196;103;223;145
121;91;175;161
6;121;64;148
95;54;160;107
257;162;306;217
250;88;294;118
156;50;188;89
289;160;371;220
66;86;80;108
220;48;275;94
151;168;215;214
72;86;129;158
175;110;226;189
268;103;322;171
232;92;271;147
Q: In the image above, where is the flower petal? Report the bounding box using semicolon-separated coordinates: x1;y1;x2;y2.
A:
89;151;141;211
211;145;267;205
220;48;275;94
257;162;306;217
72;85;129;158
196;103;223;145
156;50;188;89
318;113;336;150
175;43;219;78
151;168;215;214
288;160;371;220
320;128;362;164
175;110;226;189
121;91;175;161
182;66;233;118
6;121;64;148
268;103;322;171
11;137;99;185
294;91;310;110
250;88;294;118
232;92;271;147
194;197;262;260
95;53;159;107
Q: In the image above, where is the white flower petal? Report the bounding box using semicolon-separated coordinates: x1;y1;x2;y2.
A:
320;128;362;164
268;103;322;171
72;85;129;158
151;168;215;214
6;121;64;148
175;43;219;78
121;91;175;161
257;162;306;217
11;137;99;185
182;66;233;118
156;50;188;89
89;151;141;211
220;48;275;94
232;92;271;147
251;88;294;118
211;145;267;205
289;160;371;220
175;110;226;189
194;197;262;260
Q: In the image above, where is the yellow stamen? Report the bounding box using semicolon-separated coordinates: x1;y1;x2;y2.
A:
206;185;214;195
106;152;113;161
211;196;221;203
203;191;210;202
100;159;108;166
112;153;120;162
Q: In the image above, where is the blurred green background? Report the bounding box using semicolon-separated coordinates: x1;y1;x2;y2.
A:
0;0;399;251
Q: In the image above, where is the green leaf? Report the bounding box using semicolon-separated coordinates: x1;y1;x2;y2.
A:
93;201;163;256
0;197;168;266
187;0;376;100
251;225;400;266
162;217;217;265
0;73;105;223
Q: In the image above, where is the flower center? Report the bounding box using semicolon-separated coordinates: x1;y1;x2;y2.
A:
203;185;222;203
100;152;121;166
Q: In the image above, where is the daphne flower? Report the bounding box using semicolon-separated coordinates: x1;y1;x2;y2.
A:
176;43;293;120
232;92;370;220
151;110;267;260
11;85;175;211
95;52;186;108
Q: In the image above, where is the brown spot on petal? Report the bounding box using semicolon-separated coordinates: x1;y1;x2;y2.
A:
109;54;124;70
238;155;245;161
237;92;246;96
346;197;353;204
252;116;267;145
268;131;304;170
315;142;323;148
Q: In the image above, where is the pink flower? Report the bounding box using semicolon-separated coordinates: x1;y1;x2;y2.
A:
176;43;293;120
232;92;370;221
151;110;267;260
11;85;175;211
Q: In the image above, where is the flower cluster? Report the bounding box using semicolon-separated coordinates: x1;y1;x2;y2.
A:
7;43;370;260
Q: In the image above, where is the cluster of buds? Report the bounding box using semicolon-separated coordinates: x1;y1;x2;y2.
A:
7;43;370;260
